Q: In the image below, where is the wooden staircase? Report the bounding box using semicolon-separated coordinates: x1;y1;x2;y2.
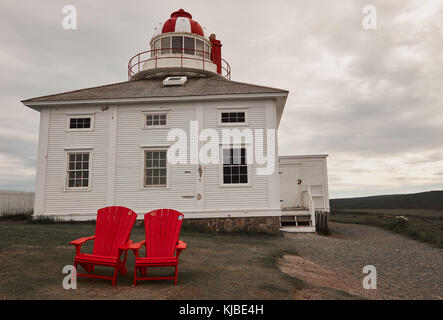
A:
280;207;315;232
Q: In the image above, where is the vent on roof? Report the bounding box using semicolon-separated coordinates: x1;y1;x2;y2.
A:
163;76;187;86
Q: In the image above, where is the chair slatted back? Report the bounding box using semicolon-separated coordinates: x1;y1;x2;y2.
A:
144;209;184;258
93;206;137;257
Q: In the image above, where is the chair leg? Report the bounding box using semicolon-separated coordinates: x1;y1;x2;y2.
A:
118;261;127;276
111;267;118;286
133;265;137;287
174;265;178;285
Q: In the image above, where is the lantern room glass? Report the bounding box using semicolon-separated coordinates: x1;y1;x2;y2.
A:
153;35;210;58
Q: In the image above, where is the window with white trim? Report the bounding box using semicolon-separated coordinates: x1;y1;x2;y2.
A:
223;148;248;184
69;117;91;129
221;112;246;124
144;150;167;187
66;152;90;188
145;112;168;127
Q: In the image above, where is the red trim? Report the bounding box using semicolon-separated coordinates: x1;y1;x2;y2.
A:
162;18;176;34
190;20;204;36
171;9;192;19
161;9;204;37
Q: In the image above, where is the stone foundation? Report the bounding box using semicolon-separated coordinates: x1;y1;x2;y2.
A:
181;216;281;235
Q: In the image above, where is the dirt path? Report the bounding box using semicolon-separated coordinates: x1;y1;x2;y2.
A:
280;222;443;299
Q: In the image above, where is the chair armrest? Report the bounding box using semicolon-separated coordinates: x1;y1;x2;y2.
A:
118;240;132;251
70;235;94;255
176;240;187;259
128;240;146;251
128;240;145;259
176;240;187;250
70;235;95;246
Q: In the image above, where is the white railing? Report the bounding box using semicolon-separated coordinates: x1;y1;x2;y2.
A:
0;190;34;216
302;185;316;227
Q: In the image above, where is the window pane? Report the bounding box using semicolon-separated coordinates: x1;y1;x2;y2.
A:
222;148;247;184
146;113;167;127
144;150;167;186
196;40;204;57
67;152;89;188
204;43;210;59
172;36;183;54
184;37;195;55
161;37;170;54
70;117;91;129
154;40;160;56
220;112;246;124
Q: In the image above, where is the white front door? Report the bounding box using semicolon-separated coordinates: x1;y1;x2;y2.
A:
280;164;302;208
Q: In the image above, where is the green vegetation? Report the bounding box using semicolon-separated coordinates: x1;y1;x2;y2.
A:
331;190;443;210
330;209;443;248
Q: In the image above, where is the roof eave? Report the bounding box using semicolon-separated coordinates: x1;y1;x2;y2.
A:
21;92;289;110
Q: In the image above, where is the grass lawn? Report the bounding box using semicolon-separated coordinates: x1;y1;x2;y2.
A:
330;209;443;248
0;219;313;300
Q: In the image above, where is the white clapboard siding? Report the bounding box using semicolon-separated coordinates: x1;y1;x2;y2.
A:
37;98;280;219
114;103;197;213
43;107;109;216
0;190;34;216
203;102;269;209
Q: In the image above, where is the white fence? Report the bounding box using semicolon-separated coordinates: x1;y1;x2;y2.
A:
0;190;34;216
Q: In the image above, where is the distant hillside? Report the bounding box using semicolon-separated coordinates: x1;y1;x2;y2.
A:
331;190;443;210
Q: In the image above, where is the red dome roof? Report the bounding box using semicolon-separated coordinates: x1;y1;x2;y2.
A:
161;9;204;37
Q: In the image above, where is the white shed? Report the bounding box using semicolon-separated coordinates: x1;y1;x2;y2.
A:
279;155;330;232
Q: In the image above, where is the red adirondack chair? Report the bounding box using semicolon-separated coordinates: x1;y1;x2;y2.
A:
70;206;137;286
129;208;187;286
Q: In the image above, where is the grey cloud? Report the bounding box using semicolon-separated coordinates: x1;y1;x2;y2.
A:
0;0;442;197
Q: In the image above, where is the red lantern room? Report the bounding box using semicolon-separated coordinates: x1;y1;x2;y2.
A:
128;9;231;80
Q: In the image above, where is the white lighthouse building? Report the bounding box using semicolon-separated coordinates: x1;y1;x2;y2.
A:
22;9;329;233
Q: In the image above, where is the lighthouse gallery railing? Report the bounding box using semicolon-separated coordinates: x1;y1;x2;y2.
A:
128;47;231;80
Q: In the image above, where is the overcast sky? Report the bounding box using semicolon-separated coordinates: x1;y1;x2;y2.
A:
0;0;442;198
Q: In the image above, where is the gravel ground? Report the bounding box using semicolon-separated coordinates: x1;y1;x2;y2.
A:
284;222;443;299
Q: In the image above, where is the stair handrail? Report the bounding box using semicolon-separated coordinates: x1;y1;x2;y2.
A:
303;184;316;228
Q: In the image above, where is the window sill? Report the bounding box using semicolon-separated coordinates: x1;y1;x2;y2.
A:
63;188;92;192
65;129;94;132
217;122;248;127
141;186;170;190
219;183;252;188
142;126;170;130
